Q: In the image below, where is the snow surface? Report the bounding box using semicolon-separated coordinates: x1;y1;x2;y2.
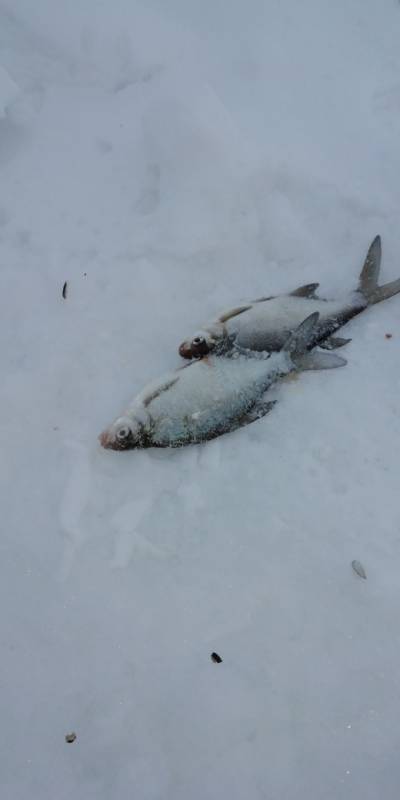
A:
1;1;400;798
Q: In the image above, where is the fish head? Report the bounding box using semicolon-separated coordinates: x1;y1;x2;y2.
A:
178;324;224;359
99;414;144;451
179;332;212;359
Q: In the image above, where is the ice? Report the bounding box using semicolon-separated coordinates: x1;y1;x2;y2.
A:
1;1;400;798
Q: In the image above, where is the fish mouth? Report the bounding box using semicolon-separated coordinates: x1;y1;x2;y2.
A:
99;430;114;449
179;342;193;359
98;430;127;450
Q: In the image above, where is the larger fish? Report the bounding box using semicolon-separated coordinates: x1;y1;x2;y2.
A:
179;236;400;358
99;313;345;450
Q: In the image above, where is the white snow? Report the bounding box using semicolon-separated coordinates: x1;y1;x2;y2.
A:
0;65;20;118
1;1;400;798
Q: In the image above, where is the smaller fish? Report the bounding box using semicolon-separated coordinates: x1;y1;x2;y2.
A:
62;281;68;299
179;237;400;358
99;312;346;450
351;560;367;580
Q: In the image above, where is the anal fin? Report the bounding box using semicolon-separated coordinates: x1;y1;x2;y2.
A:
319;336;351;350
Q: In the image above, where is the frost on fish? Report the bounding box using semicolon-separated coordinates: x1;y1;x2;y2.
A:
100;350;289;450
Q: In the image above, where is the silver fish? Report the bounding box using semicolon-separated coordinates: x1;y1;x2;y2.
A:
179;236;400;358
100;313;345;450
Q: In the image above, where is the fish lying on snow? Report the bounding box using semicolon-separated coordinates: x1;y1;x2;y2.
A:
179;236;400;358
99;312;345;450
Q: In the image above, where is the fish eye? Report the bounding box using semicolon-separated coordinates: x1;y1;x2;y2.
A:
191;335;210;356
116;426;131;441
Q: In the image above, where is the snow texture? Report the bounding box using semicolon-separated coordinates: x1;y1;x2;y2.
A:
1;1;400;798
0;65;19;118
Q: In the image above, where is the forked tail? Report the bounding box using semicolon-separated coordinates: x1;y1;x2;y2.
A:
358;236;400;305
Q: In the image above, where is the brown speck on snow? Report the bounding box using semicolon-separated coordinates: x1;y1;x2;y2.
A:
211;652;223;663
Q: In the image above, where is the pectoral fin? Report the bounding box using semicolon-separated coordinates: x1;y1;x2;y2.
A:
290;282;320;298
218;305;252;323
243;399;277;423
143;377;179;407
319;336;351;350
251;295;275;303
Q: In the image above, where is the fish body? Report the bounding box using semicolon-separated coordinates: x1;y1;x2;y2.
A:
100;313;343;450
101;351;289;449
216;292;366;352
179;236;400;358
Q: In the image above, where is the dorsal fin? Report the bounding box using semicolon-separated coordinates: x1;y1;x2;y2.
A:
218;305;252;323
290;282;319;298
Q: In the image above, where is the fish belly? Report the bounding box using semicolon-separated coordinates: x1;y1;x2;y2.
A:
147;355;282;445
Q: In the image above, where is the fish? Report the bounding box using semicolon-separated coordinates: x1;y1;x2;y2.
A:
99;312;346;451
178;236;400;358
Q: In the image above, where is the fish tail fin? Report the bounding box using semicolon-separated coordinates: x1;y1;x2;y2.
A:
358;235;400;305
368;276;400;305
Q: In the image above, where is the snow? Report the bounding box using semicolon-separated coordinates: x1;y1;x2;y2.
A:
1;1;400;797
0;65;19;118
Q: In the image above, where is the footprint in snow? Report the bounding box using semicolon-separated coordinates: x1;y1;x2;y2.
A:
59;441;91;580
135;163;160;216
110;497;171;567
